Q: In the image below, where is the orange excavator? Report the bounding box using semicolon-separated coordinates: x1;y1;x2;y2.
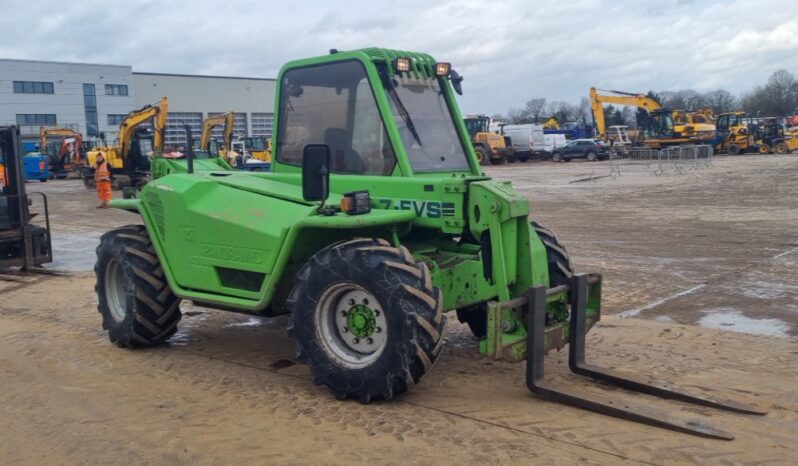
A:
39;127;83;178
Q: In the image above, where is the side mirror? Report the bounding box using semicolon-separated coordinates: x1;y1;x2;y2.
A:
450;69;464;95
302;144;330;202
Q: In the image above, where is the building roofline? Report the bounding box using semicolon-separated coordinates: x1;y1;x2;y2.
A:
133;71;276;82
0;57;130;69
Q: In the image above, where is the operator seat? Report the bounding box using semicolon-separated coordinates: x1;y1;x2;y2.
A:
324;128;365;174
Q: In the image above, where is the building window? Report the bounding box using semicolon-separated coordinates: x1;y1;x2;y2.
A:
16;114;57;125
251;113;274;138
83;84;99;137
13;81;54;94
105;84;129;96
164;112;203;146
107;114;127;126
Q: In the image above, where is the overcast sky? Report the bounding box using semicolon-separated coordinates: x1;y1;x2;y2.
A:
2;0;797;115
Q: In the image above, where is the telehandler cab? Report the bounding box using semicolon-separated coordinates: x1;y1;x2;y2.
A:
95;48;763;439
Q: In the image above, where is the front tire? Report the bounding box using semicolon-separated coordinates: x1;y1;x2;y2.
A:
727;143;741;155
456;222;574;338
758;144;771;154
475;145;490;166
287;238;446;402
586;151;597;161
95;225;182;347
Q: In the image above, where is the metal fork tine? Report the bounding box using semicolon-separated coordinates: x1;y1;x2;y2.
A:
527;283;736;440
568;274;766;415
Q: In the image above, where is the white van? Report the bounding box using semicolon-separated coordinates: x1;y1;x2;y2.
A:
543;134;568;154
502;124;544;160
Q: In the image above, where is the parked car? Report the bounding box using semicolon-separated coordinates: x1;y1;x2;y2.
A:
549;139;607;162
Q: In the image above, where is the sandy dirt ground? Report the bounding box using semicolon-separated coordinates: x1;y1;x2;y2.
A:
2;154;797;465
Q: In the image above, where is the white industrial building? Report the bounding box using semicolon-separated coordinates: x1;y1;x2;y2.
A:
0;58;276;146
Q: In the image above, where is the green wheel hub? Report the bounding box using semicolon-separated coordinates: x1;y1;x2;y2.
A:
346;304;377;338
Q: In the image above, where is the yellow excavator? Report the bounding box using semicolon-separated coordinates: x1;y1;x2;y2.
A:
589;88;714;148
542;117;560;130
195;111;234;159
39;127;83;178
672;108;716;139
84;97;169;188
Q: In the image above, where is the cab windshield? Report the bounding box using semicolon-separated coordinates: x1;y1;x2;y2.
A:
383;73;470;172
246;137;266;151
463;117;489;138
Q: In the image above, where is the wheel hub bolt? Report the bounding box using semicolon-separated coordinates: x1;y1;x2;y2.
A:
501;320;515;332
376;327;382;333
348;299;355;305
374;310;380;316
366;338;373;345
341;310;347;316
362;298;369;305
353;338;360;344
342;327;349;333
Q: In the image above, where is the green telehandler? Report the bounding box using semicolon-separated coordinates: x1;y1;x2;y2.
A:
95;48;763;439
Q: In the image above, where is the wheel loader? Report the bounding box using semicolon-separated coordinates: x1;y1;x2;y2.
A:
463;114;516;165
95;48;763;439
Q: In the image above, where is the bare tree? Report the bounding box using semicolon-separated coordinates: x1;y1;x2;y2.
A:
575;97;591;124
703;89;738;113
524;98;547;123
506;107;529;124
659;90;707;110
742;69;798;116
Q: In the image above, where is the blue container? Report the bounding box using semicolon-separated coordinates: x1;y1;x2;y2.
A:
23;153;50;182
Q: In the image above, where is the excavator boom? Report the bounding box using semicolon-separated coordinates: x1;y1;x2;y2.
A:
200;112;234;153
118;97;169;159
589;87;661;140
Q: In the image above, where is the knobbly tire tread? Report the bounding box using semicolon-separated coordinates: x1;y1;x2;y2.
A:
286;238;446;403
456;222;574;338
95;225;181;348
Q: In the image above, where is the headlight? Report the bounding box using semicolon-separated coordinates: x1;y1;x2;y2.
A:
393;57;411;73
434;62;451;76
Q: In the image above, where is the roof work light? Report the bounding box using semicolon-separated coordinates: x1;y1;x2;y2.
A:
393;57;412;73
434;62;451;76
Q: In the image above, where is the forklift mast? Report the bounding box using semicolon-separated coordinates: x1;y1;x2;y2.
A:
0;126;52;270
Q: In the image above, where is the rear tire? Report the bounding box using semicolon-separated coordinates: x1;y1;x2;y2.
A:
586;151;597;161
758;144;771;154
288;238;446;402
551;152;562;162
95;225;181;347
727;143;741;156
775;142;790;154
505;150;517;163
456;222;574;339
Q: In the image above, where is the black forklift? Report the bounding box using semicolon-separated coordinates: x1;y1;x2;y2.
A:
0;126;52;270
